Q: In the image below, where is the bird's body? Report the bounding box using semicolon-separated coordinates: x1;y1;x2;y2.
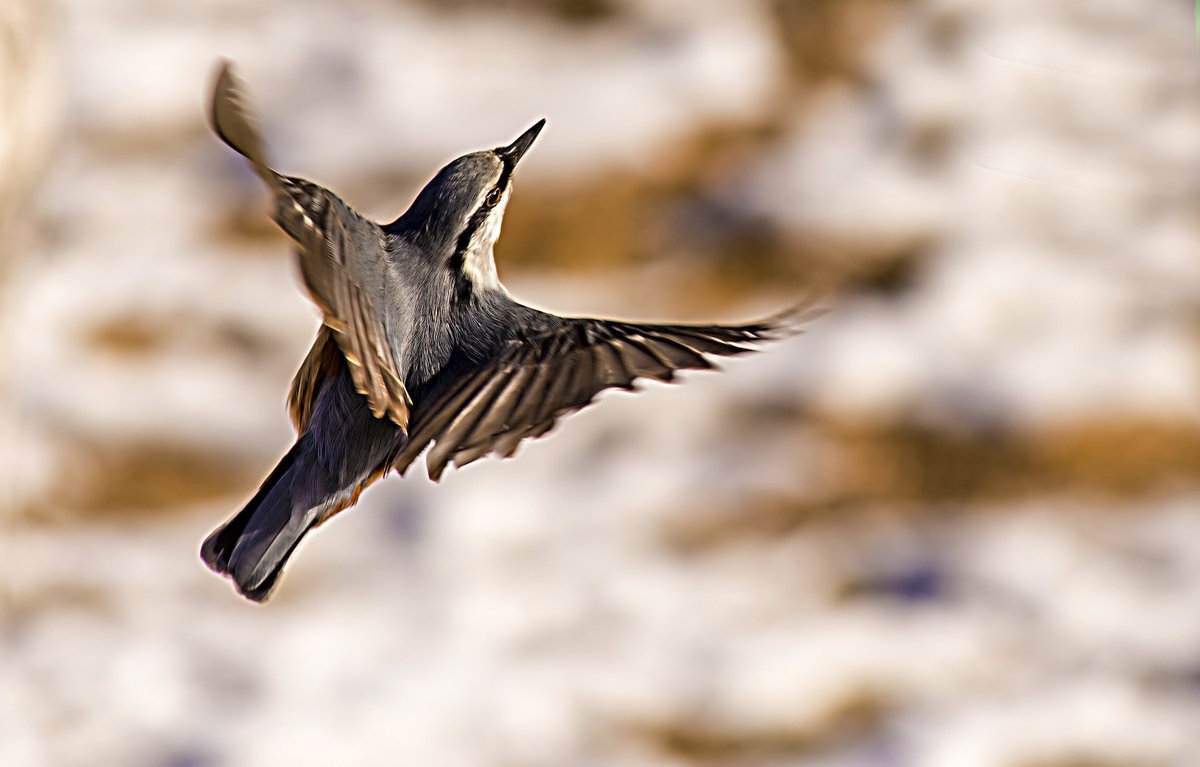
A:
201;61;799;601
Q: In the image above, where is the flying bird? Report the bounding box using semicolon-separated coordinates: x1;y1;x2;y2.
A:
201;60;805;601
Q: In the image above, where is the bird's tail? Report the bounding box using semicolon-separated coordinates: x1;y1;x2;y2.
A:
200;437;326;602
201;366;407;602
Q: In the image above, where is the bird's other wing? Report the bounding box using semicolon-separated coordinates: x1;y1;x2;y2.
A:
391;309;807;481
210;60;411;430
287;326;342;434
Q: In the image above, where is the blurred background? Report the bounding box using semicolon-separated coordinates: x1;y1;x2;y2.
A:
3;0;1200;765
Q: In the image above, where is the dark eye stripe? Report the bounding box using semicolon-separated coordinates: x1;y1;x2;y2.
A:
496;152;516;188
453;206;489;259
448;155;512;281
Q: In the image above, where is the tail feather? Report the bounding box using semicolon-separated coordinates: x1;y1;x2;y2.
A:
202;435;372;602
226;476;320;602
200;441;319;602
201;366;408;602
200;442;299;576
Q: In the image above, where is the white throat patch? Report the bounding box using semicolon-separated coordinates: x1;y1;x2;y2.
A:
462;192;508;293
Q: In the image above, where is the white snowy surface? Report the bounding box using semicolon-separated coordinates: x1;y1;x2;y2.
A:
7;490;1200;767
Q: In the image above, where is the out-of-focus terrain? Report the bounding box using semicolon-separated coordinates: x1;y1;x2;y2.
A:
4;1;1200;766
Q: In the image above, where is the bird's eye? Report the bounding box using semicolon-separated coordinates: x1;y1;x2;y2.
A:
484;188;503;208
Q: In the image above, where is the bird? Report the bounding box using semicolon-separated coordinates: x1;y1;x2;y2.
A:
200;60;807;602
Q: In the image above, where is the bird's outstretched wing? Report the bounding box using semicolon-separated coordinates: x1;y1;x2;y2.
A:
391;311;804;481
210;60;411;431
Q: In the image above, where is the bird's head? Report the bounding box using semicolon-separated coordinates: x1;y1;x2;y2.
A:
400;119;545;293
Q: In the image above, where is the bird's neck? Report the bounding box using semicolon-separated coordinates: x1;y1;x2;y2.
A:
459;196;509;295
462;244;505;294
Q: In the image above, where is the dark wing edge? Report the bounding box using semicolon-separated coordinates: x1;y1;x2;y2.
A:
210;60;411;431
391;306;815;482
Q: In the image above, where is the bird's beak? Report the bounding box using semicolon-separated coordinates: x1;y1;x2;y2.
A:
496;119;546;166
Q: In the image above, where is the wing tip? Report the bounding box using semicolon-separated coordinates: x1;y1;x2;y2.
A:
426;455;448;482
758;292;831;338
209;57;273;172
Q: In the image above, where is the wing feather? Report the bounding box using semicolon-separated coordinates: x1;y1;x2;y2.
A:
210;60;411;431
390;311;802;481
639;333;714;370
613;336;674;381
426;372;516;480
459;362;539;450
287;326;343;433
